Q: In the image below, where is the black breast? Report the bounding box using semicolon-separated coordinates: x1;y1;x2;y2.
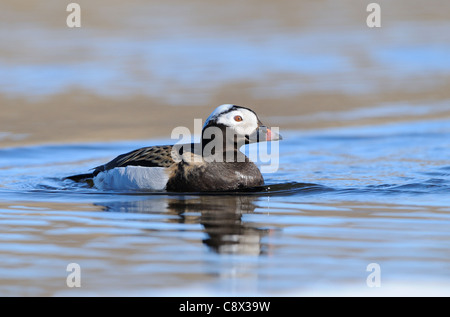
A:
166;161;264;192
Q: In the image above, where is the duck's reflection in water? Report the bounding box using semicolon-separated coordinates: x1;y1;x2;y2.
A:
97;195;269;255
171;195;269;255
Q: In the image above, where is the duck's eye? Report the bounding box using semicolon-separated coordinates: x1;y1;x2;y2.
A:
234;115;243;122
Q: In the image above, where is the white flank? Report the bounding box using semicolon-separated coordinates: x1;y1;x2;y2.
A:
93;166;169;191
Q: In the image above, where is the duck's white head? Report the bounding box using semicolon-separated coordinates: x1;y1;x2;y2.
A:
202;104;281;145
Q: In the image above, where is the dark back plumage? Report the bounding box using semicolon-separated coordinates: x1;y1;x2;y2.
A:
95;145;175;174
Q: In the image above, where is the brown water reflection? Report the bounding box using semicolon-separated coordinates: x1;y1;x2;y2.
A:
1;1;450;146
97;195;267;255
1;194;450;296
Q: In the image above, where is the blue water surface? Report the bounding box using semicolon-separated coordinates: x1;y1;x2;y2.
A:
0;116;449;296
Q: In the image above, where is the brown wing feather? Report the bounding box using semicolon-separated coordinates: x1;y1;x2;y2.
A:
94;145;175;174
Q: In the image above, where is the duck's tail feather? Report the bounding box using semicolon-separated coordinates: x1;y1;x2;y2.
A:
65;172;95;182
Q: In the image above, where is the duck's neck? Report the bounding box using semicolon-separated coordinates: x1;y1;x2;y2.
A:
200;137;246;163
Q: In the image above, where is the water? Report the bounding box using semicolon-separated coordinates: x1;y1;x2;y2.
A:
1;116;449;296
1;0;450;296
2;4;450;105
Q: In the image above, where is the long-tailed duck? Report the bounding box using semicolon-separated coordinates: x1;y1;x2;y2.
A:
67;104;281;191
